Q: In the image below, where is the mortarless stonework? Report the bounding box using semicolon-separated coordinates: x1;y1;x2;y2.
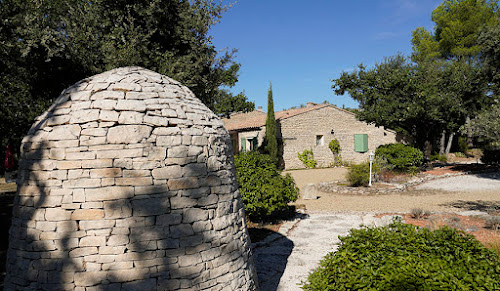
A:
4;67;258;290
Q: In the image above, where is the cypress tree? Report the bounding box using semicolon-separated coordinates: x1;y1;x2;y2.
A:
264;82;278;160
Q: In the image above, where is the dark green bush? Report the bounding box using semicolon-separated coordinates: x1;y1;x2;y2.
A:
302;220;500;290
234;151;299;221
482;148;500;164
375;143;423;172
347;162;378;187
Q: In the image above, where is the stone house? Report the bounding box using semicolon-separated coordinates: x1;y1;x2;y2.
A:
223;103;402;169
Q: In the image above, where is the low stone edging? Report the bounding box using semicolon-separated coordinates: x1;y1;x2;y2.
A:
313;169;498;195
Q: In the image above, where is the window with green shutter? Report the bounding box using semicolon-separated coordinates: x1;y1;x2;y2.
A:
354;134;368;152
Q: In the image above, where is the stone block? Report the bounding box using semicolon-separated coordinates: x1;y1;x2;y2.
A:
89;168;122;178
45;209;71;221
70;109;100;124
116;100;146;111
302;183;319;200
107;235;129;246
107;125;152;144
79;236;106;247
91;99;116;110
85;187;134;201
168;177;199;190
118;112;144;124
69;247;98;258
151;165;183;179
183;208;208;223
99;110;119;122
71;209;105;220
78;220;115;230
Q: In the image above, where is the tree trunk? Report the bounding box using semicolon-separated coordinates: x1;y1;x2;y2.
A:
445;132;455;155
424;140;432;159
439;131;446;155
466;116;473;148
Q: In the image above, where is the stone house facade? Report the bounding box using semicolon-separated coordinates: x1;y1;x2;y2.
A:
223;103;401;169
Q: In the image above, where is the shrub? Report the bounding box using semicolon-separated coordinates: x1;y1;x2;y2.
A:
458;136;469;154
328;139;342;166
347;162;378;187
234;151;299;222
302;220;500;290
482;148;500;164
298;149;317;168
375;143;423;172
430;153;448;163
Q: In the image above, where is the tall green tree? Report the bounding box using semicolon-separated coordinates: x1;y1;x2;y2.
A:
213;90;255;118
0;0;250;152
263;83;278;160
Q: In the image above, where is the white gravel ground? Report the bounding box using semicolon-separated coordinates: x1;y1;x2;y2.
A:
415;172;500;191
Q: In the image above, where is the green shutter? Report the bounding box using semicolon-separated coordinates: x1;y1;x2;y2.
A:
252;137;258;151
354;134;368;152
241;137;246;152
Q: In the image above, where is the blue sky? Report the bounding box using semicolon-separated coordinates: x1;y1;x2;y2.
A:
210;0;441;111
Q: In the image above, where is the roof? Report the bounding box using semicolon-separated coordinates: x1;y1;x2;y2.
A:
222;103;355;131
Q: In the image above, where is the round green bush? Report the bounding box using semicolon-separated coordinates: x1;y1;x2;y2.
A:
347;162;379;187
234;151;299;221
302;220;500;290
375;143;423;172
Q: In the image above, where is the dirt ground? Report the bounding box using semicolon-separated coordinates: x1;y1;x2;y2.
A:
285;167;500;213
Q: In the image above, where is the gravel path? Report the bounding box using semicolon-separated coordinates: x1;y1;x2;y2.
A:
253;168;500;290
254;212;400;291
415;172;500;191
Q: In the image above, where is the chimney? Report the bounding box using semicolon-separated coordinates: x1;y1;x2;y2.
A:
306;102;317;108
257;106;263;111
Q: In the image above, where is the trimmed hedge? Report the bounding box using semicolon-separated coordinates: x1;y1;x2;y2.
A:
375;143;423;172
302;220;500;290
234;151;299;221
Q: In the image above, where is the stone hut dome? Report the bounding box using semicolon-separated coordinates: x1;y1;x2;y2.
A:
5;67;257;290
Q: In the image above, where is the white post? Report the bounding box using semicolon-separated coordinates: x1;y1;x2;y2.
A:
368;151;374;187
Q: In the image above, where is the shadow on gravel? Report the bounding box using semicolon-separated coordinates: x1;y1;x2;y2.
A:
472;171;500;181
442;200;500;213
252;231;294;291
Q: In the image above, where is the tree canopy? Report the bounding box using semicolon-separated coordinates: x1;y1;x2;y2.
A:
334;0;499;154
0;0;253;151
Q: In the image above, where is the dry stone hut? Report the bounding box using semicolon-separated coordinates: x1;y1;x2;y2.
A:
5;67;257;290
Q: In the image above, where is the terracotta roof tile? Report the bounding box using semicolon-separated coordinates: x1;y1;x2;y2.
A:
222;103;345;131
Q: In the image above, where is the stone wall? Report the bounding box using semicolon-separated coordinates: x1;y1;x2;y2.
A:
279;106;398;169
4;67;257;290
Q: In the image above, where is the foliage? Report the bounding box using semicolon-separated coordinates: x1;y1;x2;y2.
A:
375;144;424;172
467;103;500;146
234;151;299;222
481;148;500;164
0;0;251;152
347;162;378;187
213;90;255;117
328;139;341;154
334;0;498;153
298;149;317;169
328;139;342;166
430;153;449;162
262;83;278;160
302;220;500;290
458;136;469;154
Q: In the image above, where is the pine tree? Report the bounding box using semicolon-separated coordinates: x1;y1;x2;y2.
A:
264;83;278;160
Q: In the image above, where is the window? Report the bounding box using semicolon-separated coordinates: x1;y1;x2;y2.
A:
354;134;368;152
316;135;324;146
240;137;246;152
